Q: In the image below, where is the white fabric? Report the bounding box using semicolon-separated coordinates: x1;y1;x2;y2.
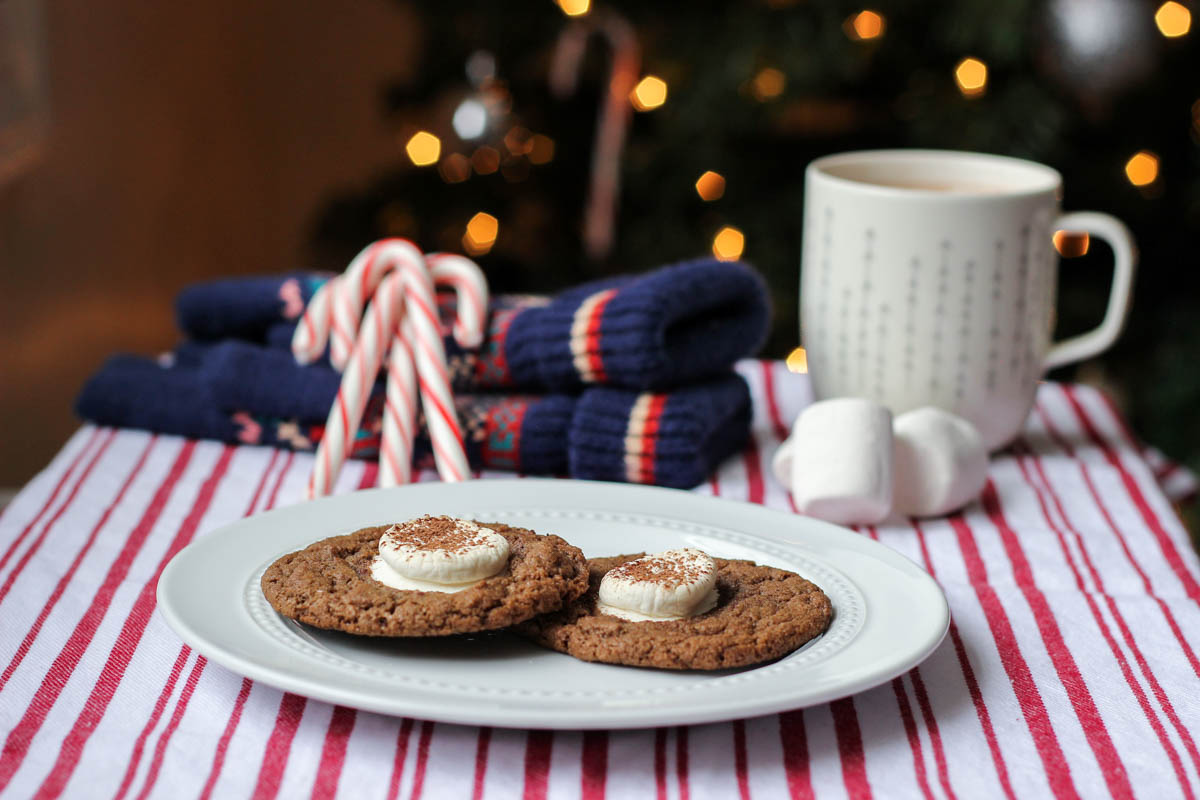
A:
0;362;1198;799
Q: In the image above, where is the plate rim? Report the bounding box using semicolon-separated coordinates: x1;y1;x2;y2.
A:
157;478;950;729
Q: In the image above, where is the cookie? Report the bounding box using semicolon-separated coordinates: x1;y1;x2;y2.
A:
261;521;588;637
515;554;833;670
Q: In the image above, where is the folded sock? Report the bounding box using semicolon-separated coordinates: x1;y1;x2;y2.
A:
175;257;770;392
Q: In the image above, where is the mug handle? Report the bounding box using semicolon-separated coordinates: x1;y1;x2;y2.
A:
1043;211;1137;371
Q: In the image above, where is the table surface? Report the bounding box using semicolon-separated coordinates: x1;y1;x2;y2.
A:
1;361;1198;800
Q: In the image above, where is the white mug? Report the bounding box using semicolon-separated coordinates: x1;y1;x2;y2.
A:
800;149;1136;450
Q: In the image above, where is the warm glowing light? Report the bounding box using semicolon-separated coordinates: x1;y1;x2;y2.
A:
528;134;555;164
471;146;500;175
556;0;590;16
751;68;786;101
630;76;668;111
954;57;988;97
1155;1;1191;37
695;171;726;201
463;212;499;255
503;126;532;156
845;10;885;40
1053;230;1090;258
438;152;471;183
712;226;745;261
786;347;809;374
1125;150;1160;186
405;131;441;166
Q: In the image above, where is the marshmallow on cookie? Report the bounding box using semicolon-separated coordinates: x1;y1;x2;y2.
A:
371;515;510;593
597;548;719;622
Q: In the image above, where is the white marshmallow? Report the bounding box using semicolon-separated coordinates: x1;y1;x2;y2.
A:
370;516;510;593
892;407;988;517
786;398;893;525
597;548;718;622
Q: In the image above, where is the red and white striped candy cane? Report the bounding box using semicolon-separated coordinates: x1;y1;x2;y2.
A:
428;252;490;348
379;314;418;487
291;278;334;365
329;238;424;371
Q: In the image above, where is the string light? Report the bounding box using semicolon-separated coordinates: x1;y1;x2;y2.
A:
954;57;988;98
528;135;555;164
438;152;471;183
844;10;885;41
630;76;668;111
1053;230;1090;258
555;0;590;16
503;127;533;156
712;226;745;261
1155;1;1191;37
785;347;808;374
452;99;488;140
405;131;441;166
463;212;499;255
1124;150;1159;186
750;68;786;101
695;171;726;201
471;146;501;175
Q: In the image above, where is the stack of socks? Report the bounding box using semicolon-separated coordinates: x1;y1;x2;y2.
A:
77;258;770;488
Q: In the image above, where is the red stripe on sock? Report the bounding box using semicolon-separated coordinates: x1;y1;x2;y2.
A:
32;446;234;800
831;698;872;800
409;721;434;800
471;727;492;800
638;395;667;483
947;513;1081;800
522;730;553;800
732;720;751;800
251;693;308;800
0;441;196;793
384;719;416;800
891;678;935;800
581;731;608;800
584;290;617;383
778;711;814;800
198;678;252;800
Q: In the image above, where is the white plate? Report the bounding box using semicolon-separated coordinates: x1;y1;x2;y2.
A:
157;479;949;730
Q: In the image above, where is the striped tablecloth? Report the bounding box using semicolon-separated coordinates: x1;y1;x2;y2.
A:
1;361;1198;800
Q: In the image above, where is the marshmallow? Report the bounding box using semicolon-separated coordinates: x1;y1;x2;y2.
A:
597;548;719;622
892;407;988;517
786;398;893;525
370;516;510;593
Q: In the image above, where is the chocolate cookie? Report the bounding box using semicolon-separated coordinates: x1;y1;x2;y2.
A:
516;554;833;670
261;522;588;636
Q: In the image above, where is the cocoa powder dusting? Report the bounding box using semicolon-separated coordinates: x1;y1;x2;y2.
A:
382;515;496;554
607;550;711;589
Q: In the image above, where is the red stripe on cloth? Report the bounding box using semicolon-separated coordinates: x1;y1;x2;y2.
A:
638;395;668;484
110;646;192;800
1060;386;1200;605
471;727;492;800
251;693;308;800
0;441;196;793
891;679;935;800
653;729;667;800
384;719;416;800
830;698;872;800
1035;405;1200;683
1014;450;1198;792
32;446;235;800
742;440;765;505
133;655;207;800
522;730;553;800
778;711;814;800
311;707;357;800
0;436;155;694
409;721;435;800
910;521;1017;800
675;727;690;800
198;678;252;800
732;721;751;800
908;670;957;800
947;514;1081;800
0;429;116;606
0;428;103;574
981;483;1136;799
581;731;608;800
760;360;791;442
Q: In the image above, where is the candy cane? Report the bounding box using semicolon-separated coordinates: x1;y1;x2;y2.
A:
292;279;333;365
428;252;490;348
379;314;418;487
329;238;424;371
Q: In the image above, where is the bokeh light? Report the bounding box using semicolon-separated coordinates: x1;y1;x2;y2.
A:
1155;1;1191;37
751;68;786;101
712;226;745;261
786;347;809;374
845;10;885;41
695;171;726;201
1125;150;1160;186
630;76;668;111
954;58;988;97
555;0;590;17
438;152;471;184
503;127;532;156
452;99;488;140
463;212;499;255
528;135;556;165
1053;230;1090;258
405;131;441;166
471;146;500;175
